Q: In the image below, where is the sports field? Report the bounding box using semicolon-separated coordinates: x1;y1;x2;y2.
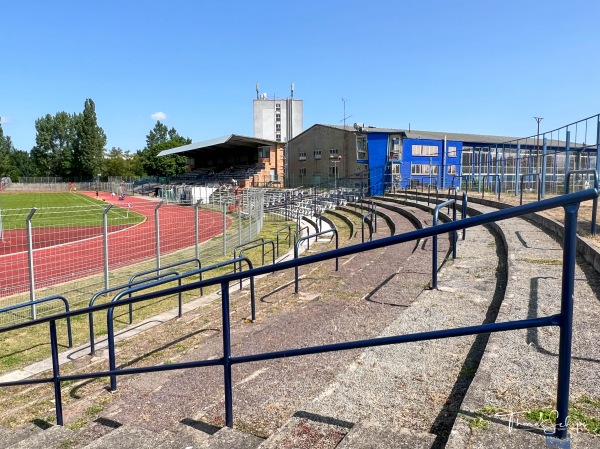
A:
0;191;226;299
0;192;144;229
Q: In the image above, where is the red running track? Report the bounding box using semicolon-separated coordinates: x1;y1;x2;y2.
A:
0;193;229;298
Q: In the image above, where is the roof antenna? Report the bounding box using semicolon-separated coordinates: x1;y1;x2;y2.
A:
291;82;294;98
256;82;260;100
409;123;411;132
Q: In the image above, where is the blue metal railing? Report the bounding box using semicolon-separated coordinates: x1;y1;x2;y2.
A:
276;225;292;257
483;174;502;201
519;173;541;205
129;258;203;296
432;199;457;289
0;295;72;348
294;226;310;250
88;271;181;355
238;240;275;287
0;189;596;444
565;169;599;234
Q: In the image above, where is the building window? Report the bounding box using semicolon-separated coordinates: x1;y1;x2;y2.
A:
447;165;457;175
447;146;457;158
356;137;368;160
411;144;438;156
276;113;281;121
314;150;322;159
276;134;281;142
276;103;281;109
299;167;306;176
411;164;438;175
298;152;306;161
389;137;401;160
329;148;339;157
276;124;281;131
329;165;338;177
258;146;271;158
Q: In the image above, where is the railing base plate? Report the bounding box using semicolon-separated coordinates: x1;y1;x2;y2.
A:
546;434;571;449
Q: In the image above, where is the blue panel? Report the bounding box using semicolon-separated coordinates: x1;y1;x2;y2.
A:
367;133;388;195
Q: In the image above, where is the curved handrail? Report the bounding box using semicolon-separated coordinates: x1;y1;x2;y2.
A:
233;238;265;259
483;174;502;201
107;256;255;391
361;213;373;243
294;226;310;250
239;240;275;288
294;229;339;293
0;295;72;348
88;271;180;354
519;173;541;205
276;225;292;257
129;258;203;296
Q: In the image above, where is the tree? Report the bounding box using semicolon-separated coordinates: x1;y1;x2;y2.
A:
30;112;77;178
0;123;13;176
139;122;190;177
73;99;106;180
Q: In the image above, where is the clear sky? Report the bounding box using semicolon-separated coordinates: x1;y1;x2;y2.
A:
1;0;599;153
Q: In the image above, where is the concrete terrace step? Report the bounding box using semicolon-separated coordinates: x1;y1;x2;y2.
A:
254;198;502;447
4;425;73;449
387;193;600;447
337;421;437;449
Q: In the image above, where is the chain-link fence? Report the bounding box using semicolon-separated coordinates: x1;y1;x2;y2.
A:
0;188;266;325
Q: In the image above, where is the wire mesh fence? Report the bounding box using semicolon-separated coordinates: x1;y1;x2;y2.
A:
0;188;267;326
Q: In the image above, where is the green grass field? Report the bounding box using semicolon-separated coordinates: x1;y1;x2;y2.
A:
0;192;144;229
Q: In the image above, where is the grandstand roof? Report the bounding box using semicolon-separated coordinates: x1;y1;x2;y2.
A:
157;134;278;157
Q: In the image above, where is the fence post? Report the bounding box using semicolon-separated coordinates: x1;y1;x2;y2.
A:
155;201;163;271
223;201;227;256
238;205;242;246
541;137;548;199
515;143;521;197
26;208;37;319
194;200;200;261
103;204;113;291
221;281;234;428
564;130;571;193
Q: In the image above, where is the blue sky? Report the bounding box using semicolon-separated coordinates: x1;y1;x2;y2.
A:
1;0;599;153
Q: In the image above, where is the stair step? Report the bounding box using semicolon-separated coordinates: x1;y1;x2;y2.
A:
201;427;263;449
0;424;40;449
6;425;74;449
336;421;436;449
82;425;166;449
258;413;352;449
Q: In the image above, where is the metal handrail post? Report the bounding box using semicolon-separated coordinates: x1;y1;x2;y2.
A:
432;199;456;289
222;281;234;428
26;208;37;319
462;192;468;240
102;204;113;291
551;202;578;443
49;320;64;426
452;202;457;260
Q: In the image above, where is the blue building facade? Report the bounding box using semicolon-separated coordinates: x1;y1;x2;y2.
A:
360;129;463;195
